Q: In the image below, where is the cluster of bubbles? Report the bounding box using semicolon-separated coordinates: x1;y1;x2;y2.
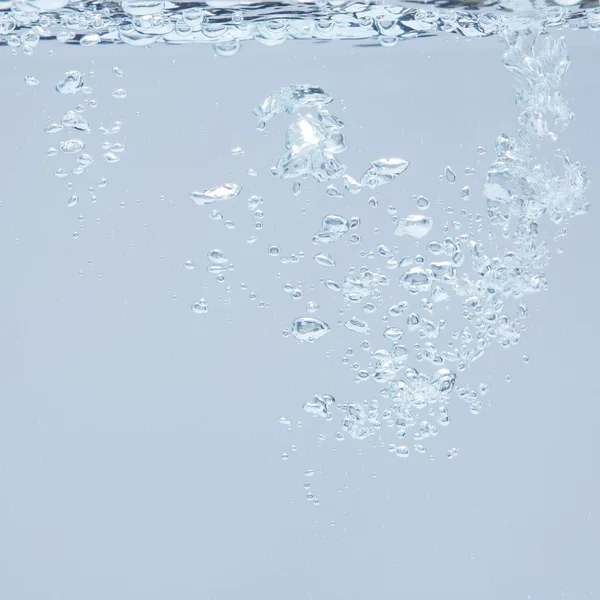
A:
1;0;600;54
40;67;128;224
7;1;592;466
187;18;589;462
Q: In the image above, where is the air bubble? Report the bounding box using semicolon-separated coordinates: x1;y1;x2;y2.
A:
191;299;208;314
314;253;335;267
444;166;456;183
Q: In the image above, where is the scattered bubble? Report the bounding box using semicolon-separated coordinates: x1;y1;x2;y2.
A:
56;71;83;94
340;174;359;195
322;214;349;234
103;152;120;163
113;66;124;77
77;154;93;167
45;123;63;134
112;88;127;99
327;185;343;198
416;195;430;210
383;327;403;341
255;84;332;123
291;317;330;342
444;166;456;183
25;76;39;86
191;299;208;314
268;246;280;256
190;183;241;205
208;249;229;264
314;253;335;267
306;301;319;313
394;215;433;239
396;446;410;458
67;195;78;207
60;139;85;154
345;317;370;335
362;158;410;189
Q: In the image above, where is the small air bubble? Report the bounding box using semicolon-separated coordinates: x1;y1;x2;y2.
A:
416;196;430;210
191;299;208;314
444;166;456;184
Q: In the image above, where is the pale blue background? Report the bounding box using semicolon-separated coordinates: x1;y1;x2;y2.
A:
0;26;598;600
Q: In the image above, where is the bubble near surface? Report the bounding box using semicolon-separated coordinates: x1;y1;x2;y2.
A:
56;71;83;94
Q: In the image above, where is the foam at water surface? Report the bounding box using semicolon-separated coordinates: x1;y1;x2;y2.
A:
1;0;600;50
